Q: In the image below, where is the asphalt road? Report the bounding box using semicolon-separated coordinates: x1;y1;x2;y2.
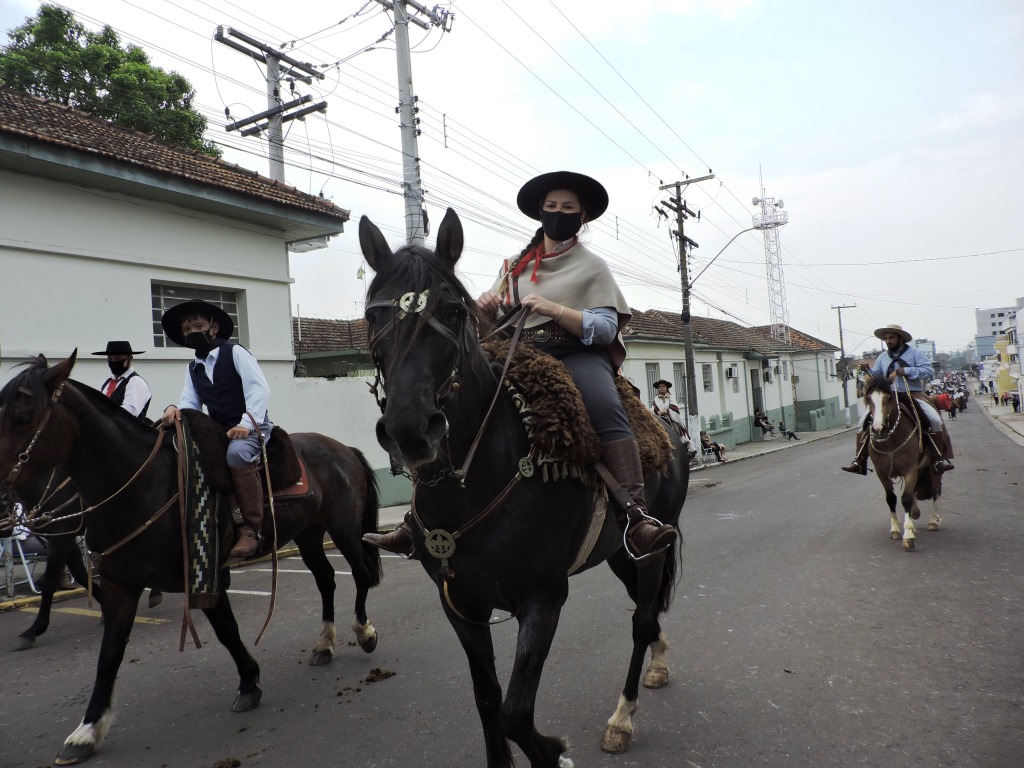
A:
2;405;1022;768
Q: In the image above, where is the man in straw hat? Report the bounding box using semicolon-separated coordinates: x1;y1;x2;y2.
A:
92;341;152;419
159;300;273;559
840;323;954;475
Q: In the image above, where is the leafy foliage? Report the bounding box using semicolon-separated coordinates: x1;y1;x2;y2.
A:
1;4;220;156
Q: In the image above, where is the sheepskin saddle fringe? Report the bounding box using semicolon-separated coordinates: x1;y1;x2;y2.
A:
180;409;302;494
480;341;673;479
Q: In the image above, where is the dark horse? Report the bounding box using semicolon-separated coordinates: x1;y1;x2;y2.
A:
0;354;382;764
864;377;942;551
361;209;690;767
3;467;164;651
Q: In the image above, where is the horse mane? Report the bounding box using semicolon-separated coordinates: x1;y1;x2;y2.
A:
863;377;893;399
65;380;157;436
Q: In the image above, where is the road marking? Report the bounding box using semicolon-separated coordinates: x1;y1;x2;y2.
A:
238;568;352;575
227;589;271;596
19;606;169;625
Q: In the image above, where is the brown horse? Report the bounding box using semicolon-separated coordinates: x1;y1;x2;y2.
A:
863;378;942;550
0;354;382;764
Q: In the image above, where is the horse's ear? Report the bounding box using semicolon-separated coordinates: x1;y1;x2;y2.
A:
359;216;392;273
435;208;463;268
42;349;77;392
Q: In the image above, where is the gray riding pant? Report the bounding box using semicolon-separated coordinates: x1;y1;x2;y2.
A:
226;421;274;468
534;344;633;442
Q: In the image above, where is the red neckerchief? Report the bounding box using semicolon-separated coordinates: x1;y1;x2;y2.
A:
508;237;578;283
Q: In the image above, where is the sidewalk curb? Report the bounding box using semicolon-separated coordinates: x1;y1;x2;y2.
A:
689;426;855;472
970;387;1024;449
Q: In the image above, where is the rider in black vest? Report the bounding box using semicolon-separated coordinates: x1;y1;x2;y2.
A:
159;300;273;560
92;341;153;420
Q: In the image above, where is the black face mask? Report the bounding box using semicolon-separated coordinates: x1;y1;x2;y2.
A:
540;210;583;243
184;330;222;359
107;359;129;377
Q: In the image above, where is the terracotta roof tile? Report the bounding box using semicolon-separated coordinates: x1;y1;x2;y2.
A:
292;317;369;353
625;310;806;352
0;85;347;220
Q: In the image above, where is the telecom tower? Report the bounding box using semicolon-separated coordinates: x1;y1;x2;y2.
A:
752;173;790;344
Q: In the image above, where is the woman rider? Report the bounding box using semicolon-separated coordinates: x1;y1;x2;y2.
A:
364;171;676;560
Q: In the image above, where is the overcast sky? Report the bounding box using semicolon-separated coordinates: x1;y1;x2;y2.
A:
3;0;1022;354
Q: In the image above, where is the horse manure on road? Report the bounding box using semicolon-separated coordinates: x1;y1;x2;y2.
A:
363;667;396;683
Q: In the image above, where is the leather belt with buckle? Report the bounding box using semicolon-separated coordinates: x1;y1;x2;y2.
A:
521;323;574;343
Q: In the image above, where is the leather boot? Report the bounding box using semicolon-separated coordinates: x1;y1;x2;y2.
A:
840;430;869;474
229;464;264;559
930;429;954;473
601;438;676;559
362;513;418;559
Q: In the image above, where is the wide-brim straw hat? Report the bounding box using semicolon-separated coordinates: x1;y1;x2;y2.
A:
517;171;609;222
90;341;145;356
874;324;912;344
161;300;234;347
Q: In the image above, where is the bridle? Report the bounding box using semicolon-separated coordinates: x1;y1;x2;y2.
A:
1;383;65;494
867;377;925;475
366;284;533;623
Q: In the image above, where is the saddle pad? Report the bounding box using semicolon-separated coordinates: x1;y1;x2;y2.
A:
181;410;302;493
480;340;673;476
269;457;313;501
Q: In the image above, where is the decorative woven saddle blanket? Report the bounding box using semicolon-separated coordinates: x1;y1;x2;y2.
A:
480;341;673;483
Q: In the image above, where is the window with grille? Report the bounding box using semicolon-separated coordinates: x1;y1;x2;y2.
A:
702;364;713;392
783;361;789;381
673;362;686;406
644;363;660;403
152;283;240;348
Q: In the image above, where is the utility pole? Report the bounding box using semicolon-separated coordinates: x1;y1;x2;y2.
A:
373;0;453;245
832;304;856;407
214;27;327;183
660;173;714;418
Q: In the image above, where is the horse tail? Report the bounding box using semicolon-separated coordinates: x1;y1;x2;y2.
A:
656;537;682;614
352;447;383;587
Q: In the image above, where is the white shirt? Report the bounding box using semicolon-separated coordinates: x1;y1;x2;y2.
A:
177;344;271;429
99;367;153;418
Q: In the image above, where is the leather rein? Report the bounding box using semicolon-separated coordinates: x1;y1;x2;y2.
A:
868;376;925;476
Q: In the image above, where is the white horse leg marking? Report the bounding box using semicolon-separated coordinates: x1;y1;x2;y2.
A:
902;505;917;550
63;709;115;750
889;511;901;539
601;693;638;753
352;618;377;649
643;632;670;689
927;498;942;531
313;621;336;656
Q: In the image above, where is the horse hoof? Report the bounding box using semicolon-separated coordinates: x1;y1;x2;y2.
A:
927;522;940;531
54;742;95;765
890;532;901;541
14;635;36;652
558;755;575;768
903;539;916;551
359;631;378;654
600;725;633;754
642;667;669;689
308;649;333;666
232;688;262;712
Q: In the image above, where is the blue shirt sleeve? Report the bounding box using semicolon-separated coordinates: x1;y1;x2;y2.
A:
580;306;619;346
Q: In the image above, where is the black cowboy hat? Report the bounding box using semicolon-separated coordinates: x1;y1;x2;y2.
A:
653;379;672;390
517;171;609;222
161;300;234;347
90;341;146;356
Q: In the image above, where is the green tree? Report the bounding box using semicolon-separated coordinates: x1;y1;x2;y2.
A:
1;4;220;157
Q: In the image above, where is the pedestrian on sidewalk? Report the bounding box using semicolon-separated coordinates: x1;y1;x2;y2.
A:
779;420;800;440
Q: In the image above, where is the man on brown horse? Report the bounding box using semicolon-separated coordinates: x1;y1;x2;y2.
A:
841;323;954;476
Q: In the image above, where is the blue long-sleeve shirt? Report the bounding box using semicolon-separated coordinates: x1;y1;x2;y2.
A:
868;345;934;392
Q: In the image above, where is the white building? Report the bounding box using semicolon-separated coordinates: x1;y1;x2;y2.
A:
909;338;937;363
0;85;410;505
975;305;1015;359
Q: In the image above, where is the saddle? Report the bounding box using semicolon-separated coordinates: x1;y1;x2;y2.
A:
179;409;305;498
480;340;673;481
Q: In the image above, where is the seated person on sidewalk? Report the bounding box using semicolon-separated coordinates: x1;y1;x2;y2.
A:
160;300;273;559
699;431;726;462
754;408;776;437
841;323;954;476
778;420;800;440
